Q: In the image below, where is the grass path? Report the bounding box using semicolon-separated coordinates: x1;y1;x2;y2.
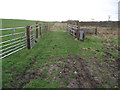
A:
2;23;118;88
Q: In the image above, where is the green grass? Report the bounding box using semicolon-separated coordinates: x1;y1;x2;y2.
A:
1;19;54;88
2;27;81;88
70;72;76;78
1;19;37;58
1;20;118;88
3;29;118;87
2;19;37;28
24;78;59;88
1;19;53;59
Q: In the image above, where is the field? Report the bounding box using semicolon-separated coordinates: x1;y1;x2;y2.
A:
1;19;119;88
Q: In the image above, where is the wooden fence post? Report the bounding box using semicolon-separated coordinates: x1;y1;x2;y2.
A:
66;22;68;30
95;27;97;35
76;21;80;40
36;22;39;39
26;26;31;49
76;29;79;40
39;23;42;37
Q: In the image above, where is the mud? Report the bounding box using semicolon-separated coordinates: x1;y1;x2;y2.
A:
56;55;100;88
10;53;119;88
55;55;118;88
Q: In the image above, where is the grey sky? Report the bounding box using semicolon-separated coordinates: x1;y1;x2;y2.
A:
0;0;119;21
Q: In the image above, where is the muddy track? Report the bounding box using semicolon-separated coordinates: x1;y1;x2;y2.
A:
55;55;101;88
10;54;118;88
68;56;100;88
76;57;99;88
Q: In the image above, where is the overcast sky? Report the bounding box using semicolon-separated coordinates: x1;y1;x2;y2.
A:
0;0;119;21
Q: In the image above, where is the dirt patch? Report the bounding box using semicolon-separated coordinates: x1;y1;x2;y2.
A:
82;54;119;88
103;52;116;59
102;39;119;51
49;55;118;88
10;54;119;88
56;55;100;88
107;44;120;51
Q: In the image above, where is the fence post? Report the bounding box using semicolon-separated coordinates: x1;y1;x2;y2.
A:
76;29;79;40
36;22;39;39
95;27;97;35
66;22;68;31
26;26;31;49
39;23;42;37
76;21;80;40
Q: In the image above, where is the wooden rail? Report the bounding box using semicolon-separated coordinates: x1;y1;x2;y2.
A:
67;20;97;41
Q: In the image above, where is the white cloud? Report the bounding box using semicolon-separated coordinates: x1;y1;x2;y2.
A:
0;0;119;21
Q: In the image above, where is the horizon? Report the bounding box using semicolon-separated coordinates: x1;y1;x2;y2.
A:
0;18;118;22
